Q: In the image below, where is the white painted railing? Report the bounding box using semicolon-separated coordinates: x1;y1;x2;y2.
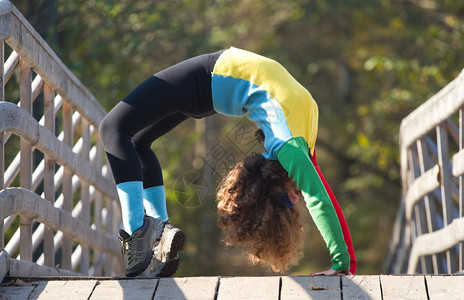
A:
0;0;122;280
385;68;464;274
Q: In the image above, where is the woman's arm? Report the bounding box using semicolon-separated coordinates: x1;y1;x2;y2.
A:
277;137;350;271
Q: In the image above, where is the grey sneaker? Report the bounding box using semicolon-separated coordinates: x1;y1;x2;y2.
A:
118;216;164;277
150;221;186;277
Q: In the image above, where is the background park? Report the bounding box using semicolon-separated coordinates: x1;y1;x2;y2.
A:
5;0;464;277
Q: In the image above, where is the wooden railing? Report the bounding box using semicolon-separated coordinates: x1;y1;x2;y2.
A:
0;0;122;280
384;68;464;274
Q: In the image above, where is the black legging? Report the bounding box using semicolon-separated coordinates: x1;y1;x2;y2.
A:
99;50;224;188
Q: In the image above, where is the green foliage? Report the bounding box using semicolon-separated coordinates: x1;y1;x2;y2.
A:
9;0;464;275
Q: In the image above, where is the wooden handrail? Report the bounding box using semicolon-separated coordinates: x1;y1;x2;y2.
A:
0;102;117;199
1;0;122;279
385;68;464;274
0;0;107;127
0;188;120;256
408;218;464;273
399;69;464;150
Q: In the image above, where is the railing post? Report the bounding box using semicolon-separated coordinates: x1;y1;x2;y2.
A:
62;101;73;270
80;117;90;274
105;197;114;275
19;57;33;262
460;108;464;272
0;41;4;249
43;82;55;267
409;145;433;273
93;141;103;275
416;138;440;273
437;123;457;273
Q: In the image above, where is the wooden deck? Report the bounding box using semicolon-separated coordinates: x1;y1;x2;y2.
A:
1;275;463;299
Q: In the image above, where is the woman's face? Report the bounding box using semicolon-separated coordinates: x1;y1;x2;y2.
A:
285;180;302;204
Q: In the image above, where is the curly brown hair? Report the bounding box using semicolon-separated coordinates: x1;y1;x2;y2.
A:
216;153;305;273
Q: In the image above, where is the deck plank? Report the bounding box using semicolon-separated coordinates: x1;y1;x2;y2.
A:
2;275;463;299
380;275;427;300
0;285;36;300
342;275;382;300
425;275;464;300
90;278;158;300
217;276;280;300
281;276;341;300
154;276;218;300
29;280;97;300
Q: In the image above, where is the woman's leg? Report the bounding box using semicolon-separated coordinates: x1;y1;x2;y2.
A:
100;76;185;234
100;77;185;184
135;115;189;278
101;50;222;188
132;113;189;221
99;50;222;277
311;149;357;274
99;76;190;277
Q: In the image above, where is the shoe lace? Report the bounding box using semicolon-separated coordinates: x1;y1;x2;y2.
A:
121;238;136;263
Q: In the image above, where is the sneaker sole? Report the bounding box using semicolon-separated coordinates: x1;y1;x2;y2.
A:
151;229;185;277
161;229;186;262
154;258;181;277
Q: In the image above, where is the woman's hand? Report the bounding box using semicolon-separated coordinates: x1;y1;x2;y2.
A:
310;269;352;276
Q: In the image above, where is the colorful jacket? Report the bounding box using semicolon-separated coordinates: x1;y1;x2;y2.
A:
211;47;351;271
